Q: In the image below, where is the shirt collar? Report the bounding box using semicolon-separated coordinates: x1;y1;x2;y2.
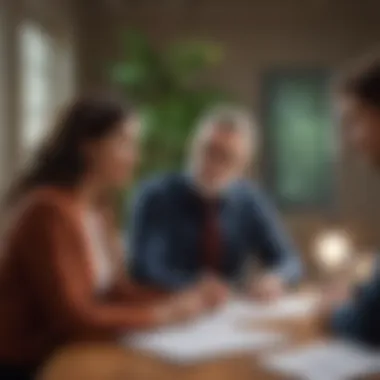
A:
181;172;236;204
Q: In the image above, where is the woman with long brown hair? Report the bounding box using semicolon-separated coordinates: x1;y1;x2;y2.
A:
0;95;206;379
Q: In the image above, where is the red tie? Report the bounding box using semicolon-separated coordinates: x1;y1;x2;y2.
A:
202;202;221;272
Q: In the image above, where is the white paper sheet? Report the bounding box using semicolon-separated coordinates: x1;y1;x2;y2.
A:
216;293;319;323
124;309;285;364
264;340;380;380
123;294;317;364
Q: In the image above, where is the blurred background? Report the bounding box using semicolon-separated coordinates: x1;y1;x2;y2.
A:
2;0;380;275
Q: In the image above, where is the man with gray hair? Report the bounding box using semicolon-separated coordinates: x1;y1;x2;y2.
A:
129;106;302;305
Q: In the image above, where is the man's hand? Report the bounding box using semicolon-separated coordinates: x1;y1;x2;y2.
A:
248;274;285;302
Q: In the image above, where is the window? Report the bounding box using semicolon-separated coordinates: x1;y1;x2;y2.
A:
262;69;335;209
20;22;52;156
19;21;74;158
0;10;6;195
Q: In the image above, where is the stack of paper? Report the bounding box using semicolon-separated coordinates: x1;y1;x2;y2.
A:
264;340;380;380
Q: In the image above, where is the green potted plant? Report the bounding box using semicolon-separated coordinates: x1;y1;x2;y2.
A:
110;31;231;220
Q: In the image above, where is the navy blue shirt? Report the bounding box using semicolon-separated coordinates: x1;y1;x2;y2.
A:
129;173;302;290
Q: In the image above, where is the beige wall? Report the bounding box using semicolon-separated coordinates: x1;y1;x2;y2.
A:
62;0;380;259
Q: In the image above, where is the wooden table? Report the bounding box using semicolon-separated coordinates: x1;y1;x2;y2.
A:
38;307;380;380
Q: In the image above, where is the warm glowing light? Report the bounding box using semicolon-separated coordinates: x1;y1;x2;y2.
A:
314;230;352;270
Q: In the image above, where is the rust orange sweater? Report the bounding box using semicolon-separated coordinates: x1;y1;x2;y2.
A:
0;187;163;366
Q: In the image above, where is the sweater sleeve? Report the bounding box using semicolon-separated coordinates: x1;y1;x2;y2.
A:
109;277;170;304
17;201;160;338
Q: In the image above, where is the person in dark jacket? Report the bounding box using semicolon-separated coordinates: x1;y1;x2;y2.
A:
320;56;380;347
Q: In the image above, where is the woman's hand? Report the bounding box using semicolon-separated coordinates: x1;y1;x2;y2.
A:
153;289;207;325
152;275;231;326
